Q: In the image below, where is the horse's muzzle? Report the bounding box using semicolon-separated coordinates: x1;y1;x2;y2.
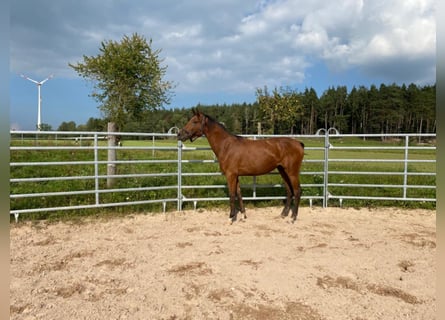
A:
177;129;190;142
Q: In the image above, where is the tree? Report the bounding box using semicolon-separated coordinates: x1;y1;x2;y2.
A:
69;33;175;129
301;87;319;134
366;84;381;134
39;123;52;131
377;83;405;134
85;117;107;132
319;86;348;132
62;80;435;135
346;86;368;134
58;121;77;131
256;86;303;134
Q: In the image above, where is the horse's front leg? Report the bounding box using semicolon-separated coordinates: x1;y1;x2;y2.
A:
227;174;238;224
236;178;247;220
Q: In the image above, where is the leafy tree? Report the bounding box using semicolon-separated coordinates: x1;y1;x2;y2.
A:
319;86;348;132
366;84;381;134
301;88;319;134
256;86;302;134
58;121;77;131
64;82;435;135
377;83;405;134
421;85;436;133
346;87;359;134
85;117;107;132
346;86;369;134
69;33;174;130
39;123;52;131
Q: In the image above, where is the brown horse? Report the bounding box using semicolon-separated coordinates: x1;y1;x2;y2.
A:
178;109;305;224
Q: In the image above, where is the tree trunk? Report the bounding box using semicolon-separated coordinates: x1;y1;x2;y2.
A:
418;117;423;143
107;122;117;188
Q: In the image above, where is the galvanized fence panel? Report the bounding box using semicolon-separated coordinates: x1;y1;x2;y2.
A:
320;133;436;206
10;130;436;221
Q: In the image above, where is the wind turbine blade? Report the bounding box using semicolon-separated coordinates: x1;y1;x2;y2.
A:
20;74;39;84
40;74;54;84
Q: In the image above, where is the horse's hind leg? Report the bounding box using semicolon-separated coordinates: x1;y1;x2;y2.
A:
236;178;247;219
278;166;292;218
290;179;302;223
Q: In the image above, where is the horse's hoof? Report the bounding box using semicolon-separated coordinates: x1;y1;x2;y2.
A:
281;211;290;218
228;218;234;225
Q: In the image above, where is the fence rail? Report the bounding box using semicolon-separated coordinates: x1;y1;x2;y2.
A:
10;130;436;221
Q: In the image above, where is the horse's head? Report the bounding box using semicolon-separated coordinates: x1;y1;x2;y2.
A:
177;109;206;142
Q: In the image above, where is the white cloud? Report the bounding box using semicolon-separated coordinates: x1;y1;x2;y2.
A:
163;24;203;43
349;0;435;61
10;0;436;96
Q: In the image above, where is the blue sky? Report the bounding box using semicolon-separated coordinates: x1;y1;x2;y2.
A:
10;0;436;130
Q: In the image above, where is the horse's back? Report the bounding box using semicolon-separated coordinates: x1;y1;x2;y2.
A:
275;137;304;161
238;137;304;156
216;136;304;176
265;137;304;156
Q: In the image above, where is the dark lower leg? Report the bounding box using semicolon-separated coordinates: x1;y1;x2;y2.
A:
229;193;237;221
236;181;246;219
278;167;292;217
281;194;292;217
227;176;238;223
291;185;302;222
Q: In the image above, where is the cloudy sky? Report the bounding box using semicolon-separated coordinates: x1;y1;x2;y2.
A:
10;0;436;130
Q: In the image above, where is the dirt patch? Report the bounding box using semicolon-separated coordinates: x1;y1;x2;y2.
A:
400;231;436;248
230;300;323;320
167;261;213;276
10;206;436;319
240;259;262;270
316;275;421;304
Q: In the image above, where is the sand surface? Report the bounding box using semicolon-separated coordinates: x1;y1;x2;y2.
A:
10;206;436;320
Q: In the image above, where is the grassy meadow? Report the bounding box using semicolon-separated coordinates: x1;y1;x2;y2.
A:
10;134;436;221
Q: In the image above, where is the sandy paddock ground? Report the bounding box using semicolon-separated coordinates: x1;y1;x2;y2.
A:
10;206;436;320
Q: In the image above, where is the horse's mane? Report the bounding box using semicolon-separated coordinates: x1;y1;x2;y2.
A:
203;113;223;128
204;113;243;140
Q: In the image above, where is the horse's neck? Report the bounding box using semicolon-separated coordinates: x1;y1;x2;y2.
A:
204;122;234;157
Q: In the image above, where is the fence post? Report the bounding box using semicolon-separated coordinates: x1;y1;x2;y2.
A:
323;131;329;208
177;139;183;211
252;135;257;198
107;122;117;188
94;134;100;205
403;136;409;199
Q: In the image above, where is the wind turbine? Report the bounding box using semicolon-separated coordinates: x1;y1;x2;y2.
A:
20;74;54;131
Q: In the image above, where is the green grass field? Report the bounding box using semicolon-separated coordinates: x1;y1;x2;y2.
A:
10;135;436;221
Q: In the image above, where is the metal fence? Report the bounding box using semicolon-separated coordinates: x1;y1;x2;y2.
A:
10;130;436;221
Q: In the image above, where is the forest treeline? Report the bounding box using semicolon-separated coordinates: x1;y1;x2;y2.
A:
59;82;436;135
